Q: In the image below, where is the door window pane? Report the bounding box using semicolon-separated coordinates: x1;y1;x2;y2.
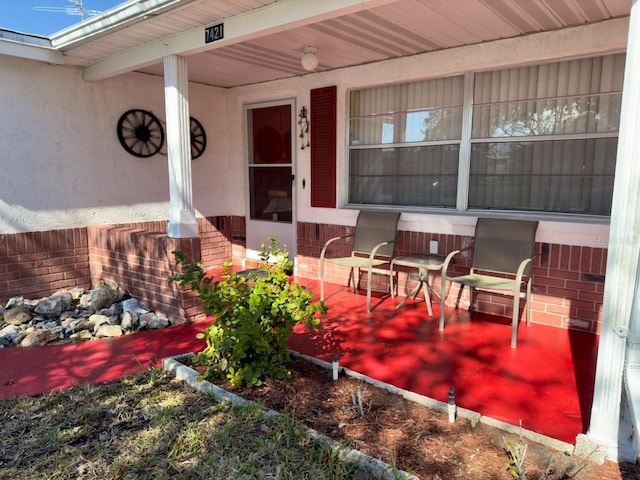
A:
248;104;292;223
249;105;292;165
249;167;292;222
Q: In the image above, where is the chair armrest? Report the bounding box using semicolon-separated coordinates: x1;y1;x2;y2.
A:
368;238;397;257
366;239;398;269
442;246;472;277
514;255;536;283
320;233;355;260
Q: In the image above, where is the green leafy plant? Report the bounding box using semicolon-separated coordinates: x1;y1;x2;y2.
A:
170;238;326;387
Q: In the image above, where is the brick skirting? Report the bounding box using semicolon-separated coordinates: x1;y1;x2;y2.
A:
0;216;246;325
296;221;606;334
0;217;605;333
0;228;91;301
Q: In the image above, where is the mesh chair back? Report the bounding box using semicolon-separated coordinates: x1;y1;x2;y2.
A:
471;218;538;276
352;211;400;258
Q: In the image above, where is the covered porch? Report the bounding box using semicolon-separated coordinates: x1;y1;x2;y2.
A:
0;275;598;448
1;0;639;464
291;278;598;446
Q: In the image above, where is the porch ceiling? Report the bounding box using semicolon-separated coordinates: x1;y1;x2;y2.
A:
51;0;630;88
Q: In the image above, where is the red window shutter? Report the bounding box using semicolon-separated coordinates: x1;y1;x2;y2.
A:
310;86;337;208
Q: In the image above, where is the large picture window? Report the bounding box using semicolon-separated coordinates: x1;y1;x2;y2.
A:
347;54;624;216
348;76;464;208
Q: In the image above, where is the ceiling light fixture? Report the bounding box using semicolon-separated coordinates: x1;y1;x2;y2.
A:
301;46;318;72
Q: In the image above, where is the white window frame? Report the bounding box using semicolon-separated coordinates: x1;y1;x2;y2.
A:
346;54;623;219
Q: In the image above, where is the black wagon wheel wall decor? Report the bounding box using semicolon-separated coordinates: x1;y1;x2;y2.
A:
117;109;207;159
117;109;165;158
189;116;207;159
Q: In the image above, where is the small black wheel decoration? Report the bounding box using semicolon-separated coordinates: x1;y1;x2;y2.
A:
190;116;207;159
117;109;165;158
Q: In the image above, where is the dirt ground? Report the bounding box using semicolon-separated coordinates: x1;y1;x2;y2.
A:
189;356;639;480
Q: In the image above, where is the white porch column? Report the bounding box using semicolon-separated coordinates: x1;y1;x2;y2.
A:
588;0;640;462
164;54;198;238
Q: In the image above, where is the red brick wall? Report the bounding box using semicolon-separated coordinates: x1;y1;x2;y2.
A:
0;218;603;332
0;217;247;323
0;228;91;302
87;224;204;324
230;215;247;264
199;216;246;269
296;221;606;334
86;216;246;323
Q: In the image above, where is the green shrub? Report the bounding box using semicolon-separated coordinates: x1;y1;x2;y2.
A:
170;238;326;387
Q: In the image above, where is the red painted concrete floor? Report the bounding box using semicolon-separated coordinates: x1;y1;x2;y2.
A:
289;278;599;445
0;319;210;399
0;278;598;445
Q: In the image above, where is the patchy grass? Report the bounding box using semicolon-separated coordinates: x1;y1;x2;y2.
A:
2;358;635;480
0;369;374;480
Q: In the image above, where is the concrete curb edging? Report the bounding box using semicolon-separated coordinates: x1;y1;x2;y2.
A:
289;350;576;455
162;353;419;480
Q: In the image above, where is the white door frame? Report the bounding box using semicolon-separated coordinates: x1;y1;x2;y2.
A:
243;98;297;262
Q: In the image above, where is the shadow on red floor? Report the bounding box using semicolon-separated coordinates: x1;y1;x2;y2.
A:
0;278;599;446
289;278;599;445
0;319;210;399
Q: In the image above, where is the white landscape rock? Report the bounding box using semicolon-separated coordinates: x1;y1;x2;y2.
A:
95;324;124;338
0;282;175;347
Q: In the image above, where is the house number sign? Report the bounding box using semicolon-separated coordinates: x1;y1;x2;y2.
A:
205;23;224;43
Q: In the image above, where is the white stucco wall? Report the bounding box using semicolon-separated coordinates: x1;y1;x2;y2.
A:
0;55;233;233
227;17;629;248
0;17;628;247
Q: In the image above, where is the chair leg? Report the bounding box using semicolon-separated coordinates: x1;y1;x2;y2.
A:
439;271;447;330
366;267;373;313
421;280;433;317
348;268;356;293
320;259;325;301
389;263;395;299
511;293;521;349
525;280;532;327
397;278;421;309
455;284;464;309
469;287;475;315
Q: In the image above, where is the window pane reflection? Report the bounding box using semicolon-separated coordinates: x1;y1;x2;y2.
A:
249;167;292;222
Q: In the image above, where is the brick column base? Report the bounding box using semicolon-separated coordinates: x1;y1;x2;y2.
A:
88;225;204;324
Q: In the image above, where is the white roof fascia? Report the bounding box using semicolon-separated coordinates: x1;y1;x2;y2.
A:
0;38;64;64
82;0;398;81
50;0;199;49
